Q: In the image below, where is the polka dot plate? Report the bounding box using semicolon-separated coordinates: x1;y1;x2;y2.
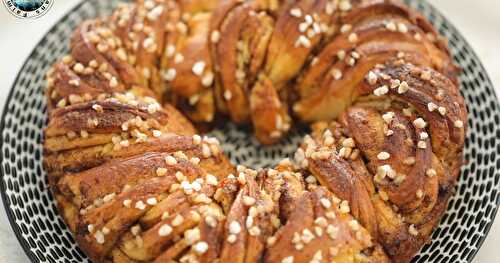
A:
0;0;499;262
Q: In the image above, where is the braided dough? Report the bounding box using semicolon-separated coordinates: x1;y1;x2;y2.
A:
43;0;467;262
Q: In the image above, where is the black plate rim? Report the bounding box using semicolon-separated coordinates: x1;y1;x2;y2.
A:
0;1;89;262
0;0;498;262
421;1;500;261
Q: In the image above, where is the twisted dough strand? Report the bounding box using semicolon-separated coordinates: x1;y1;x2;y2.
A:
43;0;466;262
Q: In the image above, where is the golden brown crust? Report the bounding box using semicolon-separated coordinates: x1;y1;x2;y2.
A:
43;0;466;262
211;1;274;123
159;0;218;123
295;67;466;260
250;76;291;144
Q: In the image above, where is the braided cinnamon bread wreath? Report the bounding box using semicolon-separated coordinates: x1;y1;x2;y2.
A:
43;0;467;262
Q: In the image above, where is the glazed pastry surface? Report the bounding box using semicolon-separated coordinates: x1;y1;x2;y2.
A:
43;0;466;262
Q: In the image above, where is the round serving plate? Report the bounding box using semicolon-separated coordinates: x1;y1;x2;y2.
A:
0;0;498;262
